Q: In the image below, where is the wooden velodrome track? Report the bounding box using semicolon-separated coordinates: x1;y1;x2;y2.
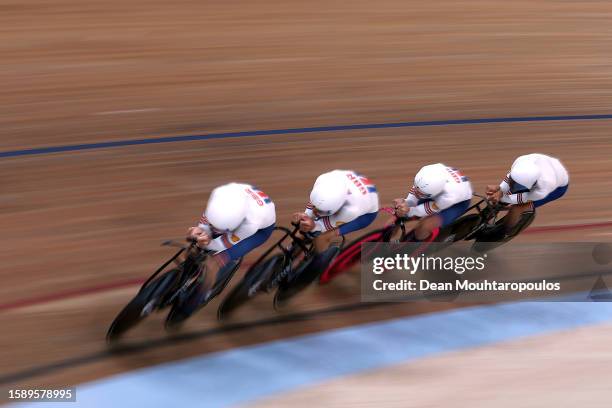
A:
1;0;612;394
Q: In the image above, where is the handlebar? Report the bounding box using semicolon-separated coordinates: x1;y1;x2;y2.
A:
380;206;417;225
472;192;509;211
161;238;199;249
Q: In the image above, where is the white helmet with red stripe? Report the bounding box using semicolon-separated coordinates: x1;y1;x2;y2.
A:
310;171;348;216
205;183;248;232
414;164;447;198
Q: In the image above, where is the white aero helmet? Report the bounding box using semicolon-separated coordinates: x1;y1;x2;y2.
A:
414;164;447;198
309;171;348;216
509;158;540;194
205;183;248;232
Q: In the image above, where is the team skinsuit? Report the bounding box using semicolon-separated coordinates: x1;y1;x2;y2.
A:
197;182;276;263
304;170;380;237
403;163;473;228
499;153;569;208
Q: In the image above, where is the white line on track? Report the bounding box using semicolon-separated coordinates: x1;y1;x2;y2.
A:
95;108;161;115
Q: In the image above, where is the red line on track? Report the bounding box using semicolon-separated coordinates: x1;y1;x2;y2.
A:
1;220;611;313
523;220;612;234
0;277;145;312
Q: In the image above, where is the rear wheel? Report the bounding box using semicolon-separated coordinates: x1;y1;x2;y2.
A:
319;228;387;284
205;258;242;303
217;254;284;319
165;276;206;329
472;210;536;253
166;259;242;328
275;246;339;307
106;269;180;342
436;213;482;243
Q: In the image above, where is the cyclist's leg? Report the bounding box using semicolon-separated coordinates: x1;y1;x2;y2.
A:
337;211;378;235
313;211;378;251
295;212;379;282
414;200;471;241
503;184;568;231
502;203;534;233
533;184;569;208
220;224;276;262
208;224;276;291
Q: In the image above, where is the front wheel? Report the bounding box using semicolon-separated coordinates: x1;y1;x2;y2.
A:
106;269;180;342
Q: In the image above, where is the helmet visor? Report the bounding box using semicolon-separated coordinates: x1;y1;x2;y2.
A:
508;177;531;194
313;206;334;217
414;186;431;199
209;224;225;234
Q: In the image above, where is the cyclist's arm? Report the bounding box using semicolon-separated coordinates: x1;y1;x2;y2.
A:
304;202;315;218
196;215;213;236
408;202;437;217
501;189;550;204
502;186;550;205
405;185;443;217
205;221;259;253
500;192;525;205
407;193;457;217
304;201;336;233
499;172;512;194
498;171;542;205
405;186;420;207
312;205;361;233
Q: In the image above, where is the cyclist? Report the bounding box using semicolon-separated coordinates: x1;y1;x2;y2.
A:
293;170;380;246
485;153;569;236
185;182;276;307
393;163;473;242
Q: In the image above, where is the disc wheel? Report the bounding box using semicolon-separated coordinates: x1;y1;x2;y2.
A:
217;254;284;320
106;269;180;342
319;228;386;285
164;276;207;329
274;246;340;308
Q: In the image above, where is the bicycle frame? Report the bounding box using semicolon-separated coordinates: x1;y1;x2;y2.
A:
139;241;209;293
461;193;508;240
139;247;186;292
245;225;312;270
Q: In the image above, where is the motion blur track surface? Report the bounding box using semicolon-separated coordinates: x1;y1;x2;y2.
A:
12;302;612;407
1;0;612;404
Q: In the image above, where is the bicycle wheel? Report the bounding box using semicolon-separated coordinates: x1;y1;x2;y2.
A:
319;228;387;284
205;258;243;304
472;210;536;253
217;253;285;319
274;246;339;308
165;276;207;329
436;213;482;243
106;268;180;342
